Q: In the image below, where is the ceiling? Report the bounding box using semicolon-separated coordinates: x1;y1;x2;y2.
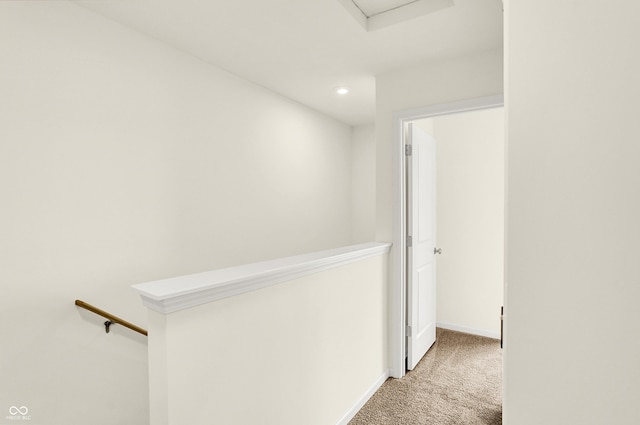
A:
74;0;503;126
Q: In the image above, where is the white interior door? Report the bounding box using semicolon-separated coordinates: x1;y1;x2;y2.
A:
406;122;437;371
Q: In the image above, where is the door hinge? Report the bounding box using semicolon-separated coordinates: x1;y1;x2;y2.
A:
406;235;412;247
406;325;412;337
405;144;412;156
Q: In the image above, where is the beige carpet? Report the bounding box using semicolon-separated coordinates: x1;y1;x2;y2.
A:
349;328;502;425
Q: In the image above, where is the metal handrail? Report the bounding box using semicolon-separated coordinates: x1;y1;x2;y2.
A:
75;299;148;336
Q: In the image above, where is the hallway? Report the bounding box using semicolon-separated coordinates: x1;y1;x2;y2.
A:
350;329;502;424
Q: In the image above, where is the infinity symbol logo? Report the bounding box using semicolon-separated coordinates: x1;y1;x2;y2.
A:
9;406;28;415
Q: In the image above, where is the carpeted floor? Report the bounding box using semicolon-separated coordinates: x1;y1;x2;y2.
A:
349;328;502;425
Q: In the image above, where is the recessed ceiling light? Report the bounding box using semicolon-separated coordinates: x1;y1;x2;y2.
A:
335;87;350;95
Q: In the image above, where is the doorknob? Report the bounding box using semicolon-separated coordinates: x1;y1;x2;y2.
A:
434;248;442;255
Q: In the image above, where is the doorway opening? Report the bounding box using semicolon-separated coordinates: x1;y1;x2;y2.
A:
390;95;505;379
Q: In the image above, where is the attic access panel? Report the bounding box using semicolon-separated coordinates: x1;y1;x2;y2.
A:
339;0;454;31
352;0;422;17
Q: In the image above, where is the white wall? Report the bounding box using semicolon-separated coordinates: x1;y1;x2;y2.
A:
375;49;504;373
416;107;504;337
351;124;376;243
0;3;353;424
149;252;389;425
504;1;640;424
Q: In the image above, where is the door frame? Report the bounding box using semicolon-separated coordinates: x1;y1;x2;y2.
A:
389;95;504;379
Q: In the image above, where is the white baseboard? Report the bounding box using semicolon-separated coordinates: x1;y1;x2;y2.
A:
335;370;390;425
437;322;500;340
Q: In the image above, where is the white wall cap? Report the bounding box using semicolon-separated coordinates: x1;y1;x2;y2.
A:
132;242;391;314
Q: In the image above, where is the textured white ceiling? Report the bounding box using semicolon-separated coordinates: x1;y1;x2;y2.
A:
74;0;502;126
